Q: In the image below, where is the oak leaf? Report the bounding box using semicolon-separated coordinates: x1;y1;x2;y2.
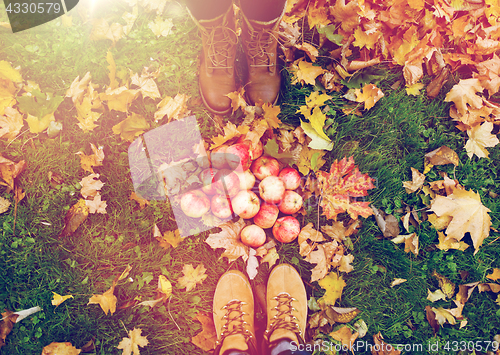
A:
88;283;117;315
191;312;217;352
465;121;500;159
205;218;249;262
41;342;81;355
51;292;74;306
177;263;208;292
318;272;346;306
117;328;149;355
317;156;375;221
430;188;492;254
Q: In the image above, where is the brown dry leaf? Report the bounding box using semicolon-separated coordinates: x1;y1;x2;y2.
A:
432;270;455;299
431;307;456;326
226;87;247;113
0;196;10;214
372;206;400;238
430;188;492;254
327;306;360;323
0;155;25;190
58;199;89;238
130;71;161;100
205;218;249;262
41;342;81;355
339;254;354;273
298;223;326;256
402;167;425;193
423;146;460;174
129;192;149;209
329;326;358;348
372;332;401;355
88;282;117;315
354;84;384;110
0;107;24;141
465;121;500;159
112;113;150;142
456;281;480;305
487;268;500;281
177;264;208;292
210;122;249;150
191;312;217;352
76;144;104;173
0;310;18;349
80;173;105;199
278;130;296;151
321;221;347;243
116;328;149;355
425;305;439;334
478;283;500;293
154;93;190;122
261;103;281;129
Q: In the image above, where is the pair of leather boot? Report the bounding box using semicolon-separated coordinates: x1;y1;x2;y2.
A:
212;264;307;355
192;5;283;115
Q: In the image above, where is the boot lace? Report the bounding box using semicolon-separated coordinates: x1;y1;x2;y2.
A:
264;293;302;339
200;24;238;70
246;26;278;68
215;300;253;346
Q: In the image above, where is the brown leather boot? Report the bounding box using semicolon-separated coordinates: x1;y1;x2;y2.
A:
241;10;284;106
213;270;259;355
262;264;307;354
190;6;238;115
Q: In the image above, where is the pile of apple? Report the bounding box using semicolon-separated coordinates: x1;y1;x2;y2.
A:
179;137;303;248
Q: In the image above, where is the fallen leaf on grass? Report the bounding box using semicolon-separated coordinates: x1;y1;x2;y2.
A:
0;155;25;190
354;83;384;110
90;18;123;43
66;72;92;104
318;272;346;307
431;307;456;326
88;283;117;315
130;71;161;100
327;306;361;323
226;88;247;113
427;289;447;302
136;275;173;308
260;247;279;268
465;121;500;159
435;231;468;251
112;113;150;142
372;206;400;238
80;173;105;199
76;143;104;173
148;16;174;38
51;292;74;306
391;233;419;256
487;268;500;281
153;225;182;249
117;328;149;355
432;270;455;299
329;326;358;348
85;194;107;214
0;196;10;214
177;264;208;292
41;342;81;355
444;78;484;116
210;122;249;150
0;107;24;141
291;58;326;86
58;199;89;239
372;332;401;354
423;146;460;174
154;93;190;123
205;218;249;262
402;167;425;193
296;145;326;175
430;188;492;254
390;278;407;287
298;223;326;256
191;312;217;352
129;192;149;209
0;310;18;349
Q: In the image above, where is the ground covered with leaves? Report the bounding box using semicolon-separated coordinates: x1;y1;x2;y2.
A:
1;0;500;354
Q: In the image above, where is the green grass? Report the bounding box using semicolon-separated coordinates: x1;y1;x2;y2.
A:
1;0;500;354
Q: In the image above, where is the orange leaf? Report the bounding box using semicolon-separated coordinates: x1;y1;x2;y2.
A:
58;199;89;239
41;342;81;355
191;312;217;352
354;84;384;110
261;103;281;129
210;122;249;150
88;283;117;315
291;59;326;86
487;268;500;281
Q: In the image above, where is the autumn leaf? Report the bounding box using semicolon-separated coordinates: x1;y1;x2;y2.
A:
329;326;358;348
80;173;105;199
0;154;25;190
117;328;149;355
51;292;74;306
85;194;107;214
435;231;469;252
291;59;326;86
354;83;384;110
427;289;447;302
66;72;92;104
402;167;425;193
0;310;18;349
0;107;24;141
405;82;425;96
112;113;150;141
298;223;326;256
130;71;161;100
318;272;346;306
390;278;407;287
90;18;123;43
210;122;249;150
100;86;139;112
130;192;149;209
177;263;208;292
431;307;456;326
423;146;460;174
153;225;182;249
430;188;492;254
296;145;326;175
154;93;190;122
88;283;117;315
191;312;217;352
148;16;174;38
432;270;455;299
261;103;281;129
487;268;500;281
465;121;500;159
226;87;247;113
205;218;249;262
76;143;104;173
444;78;484;116
58;199;89;238
41;342;81;355
0;196;10;214
300;110;333;151
391;233;419;256
372;332;401;355
260;247;279;268
317;156;375;221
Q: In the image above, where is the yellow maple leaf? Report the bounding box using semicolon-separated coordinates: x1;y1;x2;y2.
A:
75;144;104;173
112;113;150;141
85;194;107;214
41;342;81;355
117;328;149;355
260;247;279;268
465;121;500;159
353;27;380;50
154;93;190;122
210;122;249;150
430;188;491;254
226;87;247;113
435;231;469;252
90;18;123;44
100;86;139;112
300;119;333;151
25;112;55;134
261;103;281;129
444;78;484;116
296;145;326;175
51;292;74;307
305;91;331;108
88;284;117;315
0;107;24;141
292;59;326;86
406;82;425;96
177;263;208;292
0;61;22;82
148;16;174;37
354;83;384;110
66;72;92;104
318;272;346;306
129;192;149;209
431;307;456;326
154;225;182;249
130;72;161;100
80;173;104;199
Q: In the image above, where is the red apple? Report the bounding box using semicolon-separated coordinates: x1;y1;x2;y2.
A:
211;194;234;219
211;144;229;169
235;169;256;190
225;143;251;171
231;190;260;219
272;216;300;243
259;176;285;204
251;156;280;180
253;203;279;229
213;169;241;197
199;168;218;195
238;137;263;160
278;167;301;190
180;190;210;218
278;190;303;214
240;224;266;248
